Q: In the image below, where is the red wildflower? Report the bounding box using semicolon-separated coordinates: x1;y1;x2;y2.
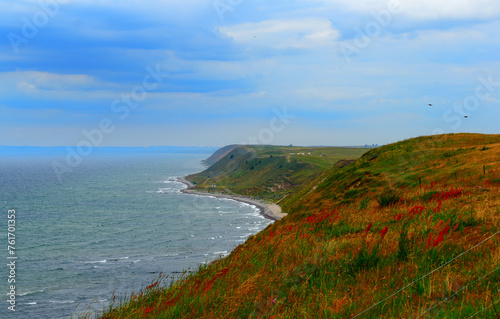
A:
426;232;433;249
379;226;388;240
203;267;230;292
146;281;158;290
164;296;180;308
143;306;153;316
409;205;425;216
366;222;373;233
363;222;373;239
433;200;442;213
431;225;450;247
432;234;445;247
394;213;403;221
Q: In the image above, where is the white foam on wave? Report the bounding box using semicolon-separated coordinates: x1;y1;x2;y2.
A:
26;302;37;305
119;257;129;260
85;260;107;264
50;300;75;304
18;289;44;296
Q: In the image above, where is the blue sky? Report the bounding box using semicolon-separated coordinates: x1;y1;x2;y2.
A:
1;0;499;147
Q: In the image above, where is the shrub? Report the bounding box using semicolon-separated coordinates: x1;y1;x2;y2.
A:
397;228;411;261
376;190;400;207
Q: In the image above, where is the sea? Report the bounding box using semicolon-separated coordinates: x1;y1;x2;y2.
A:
0;153;273;319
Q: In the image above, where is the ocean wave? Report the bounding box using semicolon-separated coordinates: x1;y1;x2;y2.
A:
25;302;37;305
85;259;107;264
49;300;75;304
212;251;228;256
18;289;44;296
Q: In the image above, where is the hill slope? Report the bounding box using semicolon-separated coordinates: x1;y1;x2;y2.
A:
186;145;368;202
201;144;240;166
100;133;500;319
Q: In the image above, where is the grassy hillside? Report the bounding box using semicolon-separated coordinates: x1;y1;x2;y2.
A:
99;133;500;318
201;144;240;166
186;145;368;202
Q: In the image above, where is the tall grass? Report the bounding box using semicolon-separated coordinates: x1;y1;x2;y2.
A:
96;133;500;319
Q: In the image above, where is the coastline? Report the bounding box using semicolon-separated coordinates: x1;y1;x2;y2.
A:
177;177;286;221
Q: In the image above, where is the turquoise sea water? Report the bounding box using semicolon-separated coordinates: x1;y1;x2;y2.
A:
0;154;272;318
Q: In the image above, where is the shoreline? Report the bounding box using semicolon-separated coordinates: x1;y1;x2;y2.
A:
176;177;286;221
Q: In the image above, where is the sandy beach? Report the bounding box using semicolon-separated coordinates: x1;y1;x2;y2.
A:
177;177;286;221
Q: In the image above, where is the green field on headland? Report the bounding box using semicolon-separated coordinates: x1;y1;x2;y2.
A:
186;145;368;203
98;133;500;319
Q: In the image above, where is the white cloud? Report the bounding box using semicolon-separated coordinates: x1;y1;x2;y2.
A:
0;71;95;92
220;18;340;49
320;0;500;20
295;87;375;102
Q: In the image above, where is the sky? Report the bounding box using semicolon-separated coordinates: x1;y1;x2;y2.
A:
1;0;499;147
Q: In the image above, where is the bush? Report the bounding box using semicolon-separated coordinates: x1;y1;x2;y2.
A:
397;228;411;261
376;191;400;207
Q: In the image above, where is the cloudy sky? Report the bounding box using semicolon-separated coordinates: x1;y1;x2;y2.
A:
1;0;499;147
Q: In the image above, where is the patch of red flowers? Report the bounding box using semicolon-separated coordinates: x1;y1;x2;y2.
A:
433;200;442;213
304;209;340;225
432;188;463;201
409;205;425;216
143;306;153;316
164;296;180;308
394;205;425;222
204;267;230;292
394;213;404;221
427;220;451;248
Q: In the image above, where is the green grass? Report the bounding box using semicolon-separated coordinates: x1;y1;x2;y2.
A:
186;145;368;202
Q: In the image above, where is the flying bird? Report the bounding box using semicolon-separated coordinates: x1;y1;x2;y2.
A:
464;116;469;118
428;104;432;106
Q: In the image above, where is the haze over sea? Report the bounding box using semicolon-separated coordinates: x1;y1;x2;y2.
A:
0;152;272;319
